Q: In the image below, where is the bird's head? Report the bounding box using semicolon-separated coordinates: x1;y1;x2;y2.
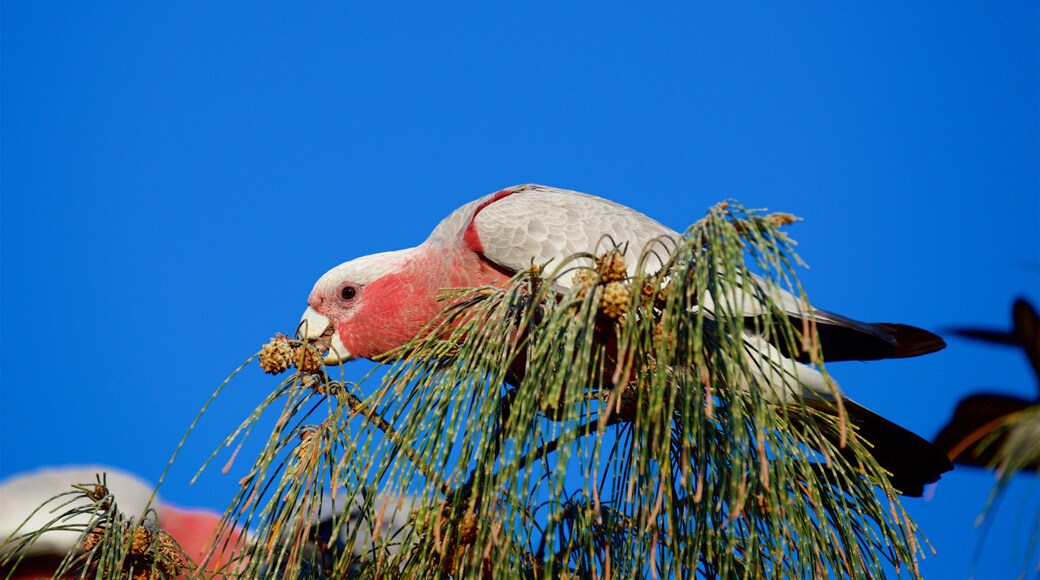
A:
298;248;422;365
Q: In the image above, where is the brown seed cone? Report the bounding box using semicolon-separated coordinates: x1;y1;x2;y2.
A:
87;483;108;502
128;525;153;557
155;530;185;576
596;251;627;283
459;511;478;545
572;268;596;300
82;525;106;552
259;336;294;374
640;278;658;304
764;212;800;227
600;281;630;319
293;344;324;373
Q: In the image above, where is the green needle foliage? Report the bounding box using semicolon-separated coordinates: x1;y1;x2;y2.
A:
0;201;930;579
994;405;1040;477
213;201;926;579
974;405;1040;577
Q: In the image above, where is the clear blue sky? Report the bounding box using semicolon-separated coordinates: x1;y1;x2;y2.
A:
3;3;1038;577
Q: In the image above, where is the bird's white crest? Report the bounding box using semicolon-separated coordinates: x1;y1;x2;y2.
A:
313;248;422;293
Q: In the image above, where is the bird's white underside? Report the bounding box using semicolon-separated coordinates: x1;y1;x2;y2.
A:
318;248;422;288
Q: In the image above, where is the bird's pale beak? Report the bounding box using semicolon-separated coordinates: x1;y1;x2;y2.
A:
298;307;354;365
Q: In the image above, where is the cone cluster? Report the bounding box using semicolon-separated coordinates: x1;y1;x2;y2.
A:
573;250;634;319
259;334;324;374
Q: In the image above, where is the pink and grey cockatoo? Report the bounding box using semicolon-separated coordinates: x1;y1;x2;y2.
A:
299;184;952;495
0;466;244;579
0;466;411;577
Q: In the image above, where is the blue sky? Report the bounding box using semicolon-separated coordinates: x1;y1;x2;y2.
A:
3;3;1038;577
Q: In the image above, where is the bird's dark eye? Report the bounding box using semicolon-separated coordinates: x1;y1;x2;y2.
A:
340;285;357;301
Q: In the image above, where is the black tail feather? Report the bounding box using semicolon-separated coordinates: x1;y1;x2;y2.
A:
805;399;953;497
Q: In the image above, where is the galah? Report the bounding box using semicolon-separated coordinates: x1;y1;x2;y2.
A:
299;184;952;495
0;465;243;579
0;466;411;577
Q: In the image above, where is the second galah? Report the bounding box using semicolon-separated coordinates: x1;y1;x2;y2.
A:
299;184;952;495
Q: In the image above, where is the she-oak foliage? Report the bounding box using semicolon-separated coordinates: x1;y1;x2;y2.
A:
2;202;929;579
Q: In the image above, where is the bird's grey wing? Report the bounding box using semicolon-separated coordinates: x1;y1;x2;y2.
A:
464;184;679;287
463;184;945;361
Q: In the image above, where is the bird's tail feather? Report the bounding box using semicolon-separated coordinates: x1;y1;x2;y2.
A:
801;398;953;497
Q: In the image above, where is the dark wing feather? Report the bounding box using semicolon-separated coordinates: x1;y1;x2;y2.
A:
1011;298;1040;393
753;307;946;363
933;393;1036;469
